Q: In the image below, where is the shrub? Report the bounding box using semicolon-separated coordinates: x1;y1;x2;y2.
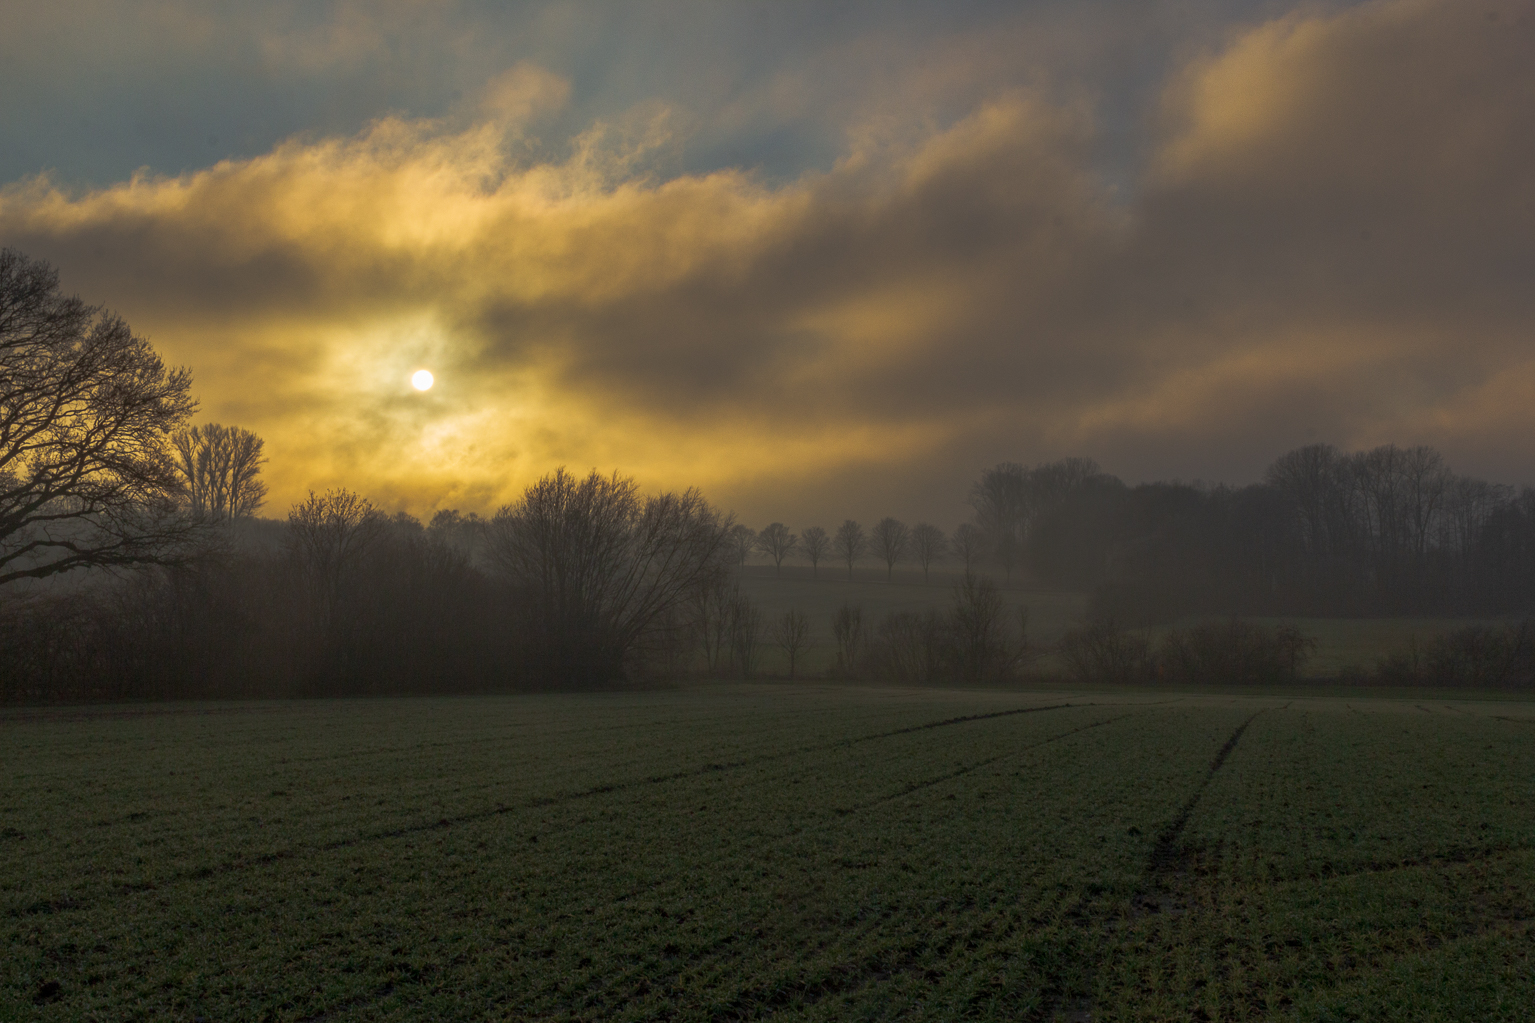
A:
865;609;950;684
1058;621;1152;685
857;575;1032;685
1156;619;1313;686
1368;620;1535;687
1424;623;1531;687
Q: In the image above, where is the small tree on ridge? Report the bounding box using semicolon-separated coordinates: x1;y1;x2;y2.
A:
800;526;831;579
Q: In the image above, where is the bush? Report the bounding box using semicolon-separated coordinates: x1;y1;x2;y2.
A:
1156;619;1313;686
1057;618;1314;686
1367;620;1535;687
865;609;949;684
1058;621;1152;685
855;575;1031;685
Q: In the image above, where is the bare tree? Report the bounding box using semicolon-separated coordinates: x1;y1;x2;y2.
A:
1265;443;1349;572
427;509;487;562
834;519;866;580
727;523;757;567
970;463;1029;581
486;468;730;683
831;601;864;677
1028;457;1103;507
1396;445;1452;561
286;488;387;628
1347;444;1452;597
755;522;799;576
950;523;984;573
950;574;1030;683
871;517;910;581
800;525;831;579
869;608;949;684
770;608;812;678
910;522;947;583
684;568;736;675
728;588;762;678
1441;476;1510;566
170;423;268;523
1;248;203;587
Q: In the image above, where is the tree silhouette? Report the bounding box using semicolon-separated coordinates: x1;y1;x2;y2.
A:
286;488;386;631
171;424;268;523
728;587;762;678
0;249;202;587
910;522;948;582
727;524;757;567
770;608;812;678
950;523;984;574
970;463;1029;581
799;525;831;579
755;522;799;576
871;517;910;581
833;519;866;580
831;601;864;677
487;468;729;683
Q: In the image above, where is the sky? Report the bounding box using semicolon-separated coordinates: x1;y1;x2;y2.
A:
2;0;1532;528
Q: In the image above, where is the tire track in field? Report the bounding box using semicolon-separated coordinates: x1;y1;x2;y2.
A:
0;704;289;724
291;711;1138;1023
1038;705;1279;1022
54;703;1084;907
1144;706;1272;876
832;714;1134;817
1268;841;1533;885
113;708;1116;1023
40;704;1081;837
589;711;1137;913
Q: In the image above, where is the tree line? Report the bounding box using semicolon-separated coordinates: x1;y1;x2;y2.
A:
0;471;1038;701
957;449;1535;620
725;441;1535;623
727;518;978;582
6;245;1535;700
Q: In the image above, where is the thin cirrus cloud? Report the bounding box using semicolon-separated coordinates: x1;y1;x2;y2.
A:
0;0;1531;525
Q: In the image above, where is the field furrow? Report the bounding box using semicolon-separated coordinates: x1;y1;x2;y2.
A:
5;688;1532;1020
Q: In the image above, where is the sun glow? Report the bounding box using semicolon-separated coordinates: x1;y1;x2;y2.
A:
411;369;435;391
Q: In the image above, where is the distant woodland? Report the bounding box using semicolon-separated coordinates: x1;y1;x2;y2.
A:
6;247;1535;702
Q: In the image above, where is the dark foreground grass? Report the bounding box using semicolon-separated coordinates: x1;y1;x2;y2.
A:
3;686;1533;1021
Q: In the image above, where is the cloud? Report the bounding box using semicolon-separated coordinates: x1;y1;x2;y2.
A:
2;0;1532;525
478;63;571;127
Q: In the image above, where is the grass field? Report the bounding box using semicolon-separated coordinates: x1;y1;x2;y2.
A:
736;565;1085;676
4;686;1533;1021
733;565;1488;678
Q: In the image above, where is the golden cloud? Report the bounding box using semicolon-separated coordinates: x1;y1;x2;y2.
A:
2;0;1532;523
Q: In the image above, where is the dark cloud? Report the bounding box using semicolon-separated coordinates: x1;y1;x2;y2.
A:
2;0;1531;526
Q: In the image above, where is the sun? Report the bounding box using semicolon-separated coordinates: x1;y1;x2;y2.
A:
411;369;434;391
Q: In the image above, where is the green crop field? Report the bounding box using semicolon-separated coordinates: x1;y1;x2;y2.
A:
4;686;1534;1021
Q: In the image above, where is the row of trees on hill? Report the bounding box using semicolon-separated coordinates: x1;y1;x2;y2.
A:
727;519;979;581
949;450;1535;619
731;442;1535;620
